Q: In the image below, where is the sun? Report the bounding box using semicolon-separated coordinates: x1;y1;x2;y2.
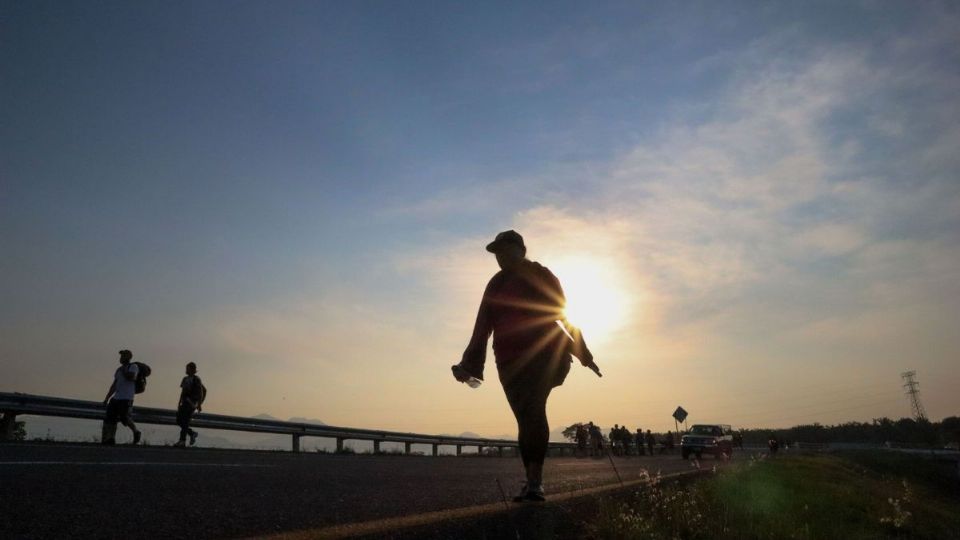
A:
548;255;631;344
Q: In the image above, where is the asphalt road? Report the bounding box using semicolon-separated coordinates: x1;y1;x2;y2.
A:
0;442;741;539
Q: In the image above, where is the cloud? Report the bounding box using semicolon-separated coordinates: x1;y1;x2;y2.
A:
403;13;960;384
209;9;960;429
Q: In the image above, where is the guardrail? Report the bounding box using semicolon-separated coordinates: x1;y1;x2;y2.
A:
0;392;576;456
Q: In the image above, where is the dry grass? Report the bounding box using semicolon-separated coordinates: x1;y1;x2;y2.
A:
586;452;960;539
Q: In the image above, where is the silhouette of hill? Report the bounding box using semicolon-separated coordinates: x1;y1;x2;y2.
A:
288;416;326;425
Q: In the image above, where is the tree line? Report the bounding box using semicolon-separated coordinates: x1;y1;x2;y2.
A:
562;417;960;448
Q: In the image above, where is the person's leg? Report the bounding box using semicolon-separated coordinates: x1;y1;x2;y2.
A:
117;400;140;443
185;407;198;444
504;388;531;468
522;390;550;485
513;382;551;486
503;378;551;500
102;399;119;444
176;406;190;443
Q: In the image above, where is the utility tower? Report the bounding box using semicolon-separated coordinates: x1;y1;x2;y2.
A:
900;370;927;422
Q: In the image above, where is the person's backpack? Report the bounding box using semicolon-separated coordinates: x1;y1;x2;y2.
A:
132;362;151;394
189;376;207;405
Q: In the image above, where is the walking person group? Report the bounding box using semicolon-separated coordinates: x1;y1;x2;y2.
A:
93;228;641;504
569;422;679;457
100;349;206;447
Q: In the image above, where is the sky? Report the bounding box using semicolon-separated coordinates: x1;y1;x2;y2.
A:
2;1;958;438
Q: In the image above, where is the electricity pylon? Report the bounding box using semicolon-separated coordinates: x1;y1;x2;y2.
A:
900;370;927;422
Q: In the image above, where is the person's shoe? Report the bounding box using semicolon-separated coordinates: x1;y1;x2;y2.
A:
512;482;546;502
189;431;198;446
132;431;142;445
512;483;529;502
524;483;546;502
173;440;186;448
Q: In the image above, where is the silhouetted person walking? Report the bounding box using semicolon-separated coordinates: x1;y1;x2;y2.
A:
589;422;604;457
102;349;141;445
645;429;655;456
174;362;206;447
575;424;588;457
635;428;645;456
453;230;599;502
620;425;632;456
611;424;626;456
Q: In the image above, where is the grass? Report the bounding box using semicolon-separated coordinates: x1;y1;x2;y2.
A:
587;452;960;539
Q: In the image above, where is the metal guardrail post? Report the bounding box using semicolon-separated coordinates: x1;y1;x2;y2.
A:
336;438;344;452
1;412;17;441
456;445;462;456
373;440;381;454
404;442;412;454
432;443;438;456
292;434;301;453
497;446;503;457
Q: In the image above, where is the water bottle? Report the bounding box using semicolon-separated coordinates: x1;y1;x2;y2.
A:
451;364;482;388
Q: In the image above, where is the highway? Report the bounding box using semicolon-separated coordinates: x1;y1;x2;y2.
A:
0;442;743;538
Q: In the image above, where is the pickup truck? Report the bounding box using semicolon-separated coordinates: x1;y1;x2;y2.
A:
680;424;734;459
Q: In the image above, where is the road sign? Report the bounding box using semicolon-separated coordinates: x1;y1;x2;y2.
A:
672;406;688;423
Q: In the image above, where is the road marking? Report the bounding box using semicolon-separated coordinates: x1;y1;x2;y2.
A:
257;470;705;540
0;461;274;467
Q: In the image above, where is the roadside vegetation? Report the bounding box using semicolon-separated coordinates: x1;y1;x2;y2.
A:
587;451;960;539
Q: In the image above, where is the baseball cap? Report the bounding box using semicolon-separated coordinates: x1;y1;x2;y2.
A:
485;230;526;254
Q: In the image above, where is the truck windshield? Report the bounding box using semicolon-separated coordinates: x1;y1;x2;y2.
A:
690;425;722;436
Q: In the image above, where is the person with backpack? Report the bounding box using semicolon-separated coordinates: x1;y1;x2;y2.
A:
101;349;143;445
174;362;206;447
452;230;600;502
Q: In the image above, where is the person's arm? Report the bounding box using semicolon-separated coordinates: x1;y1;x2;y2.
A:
103;380;116;404
457;277;497;381
197;379;206;412
122;364;138;381
544;270;598;372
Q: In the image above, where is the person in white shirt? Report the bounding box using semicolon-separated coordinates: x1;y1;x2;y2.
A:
101;349;141;445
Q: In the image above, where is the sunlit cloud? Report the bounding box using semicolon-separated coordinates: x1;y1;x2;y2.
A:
391;18;960;427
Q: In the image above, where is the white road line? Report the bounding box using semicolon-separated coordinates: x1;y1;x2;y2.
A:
0;461;274;467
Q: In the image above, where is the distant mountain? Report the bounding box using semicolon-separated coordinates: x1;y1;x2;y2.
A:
438;431;482;439
252;413;279;420
287;417;326;425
